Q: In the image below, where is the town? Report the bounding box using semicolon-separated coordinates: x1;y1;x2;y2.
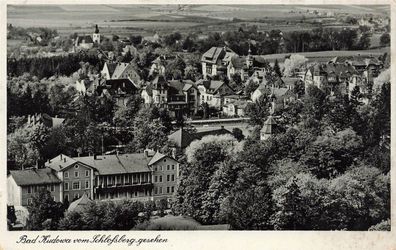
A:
6;5;390;231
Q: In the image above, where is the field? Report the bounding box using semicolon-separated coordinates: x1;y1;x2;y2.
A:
7;4;390;37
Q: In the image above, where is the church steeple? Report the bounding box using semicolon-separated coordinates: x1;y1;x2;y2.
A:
93;24;101;44
246;42;253;68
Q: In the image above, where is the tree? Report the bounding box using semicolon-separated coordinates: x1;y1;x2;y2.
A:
232;128;245;141
244;94;271;126
273;59;282;77
283;54;308;77
379;33;390;47
26;189;65;230
244;79;259;97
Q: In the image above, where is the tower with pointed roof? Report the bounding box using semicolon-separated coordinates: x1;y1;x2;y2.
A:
93;24;101;44
260;115;277;141
246;42;254;68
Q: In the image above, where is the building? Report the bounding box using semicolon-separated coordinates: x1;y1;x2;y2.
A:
43;152;180;204
92;24;101;44
97;78;140;107
26;113;65;128
45;154;96;203
75;35;94;50
260;116;277;141
149;55;175;76
101;62;118;80
201;47;237;79
196;79;235;108
227;48;268;81
104;62;141;84
7;168;62;206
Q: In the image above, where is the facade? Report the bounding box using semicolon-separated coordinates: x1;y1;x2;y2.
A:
201;46;237;79
92;24;101;44
196;79;235;109
7;168;62;206
97;78;140;107
227;48;268;81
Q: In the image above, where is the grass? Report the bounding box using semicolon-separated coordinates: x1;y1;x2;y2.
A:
133;215;230;230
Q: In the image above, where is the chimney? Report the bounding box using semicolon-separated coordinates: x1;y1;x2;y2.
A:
60;154;63;160
221;125;224;129
63;158;66;163
94;154;97;160
144;150;149;158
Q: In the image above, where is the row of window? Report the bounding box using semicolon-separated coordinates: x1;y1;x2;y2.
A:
64;181;89;191
153;164;175;171
154;186;175;195
27;184;54;194
64;169;90;179
153;174;175;183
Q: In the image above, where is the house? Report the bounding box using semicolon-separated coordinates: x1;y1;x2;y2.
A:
260;116;277;141
227;49;268;81
149;55;176;76
67;193;94;213
167;80;199;117
222;99;248;117
75;35;94;50
304;62;362;96
92;24;101;44
196;79;235;108
45;154;96;203
96;78;140;107
108;62;141;84
101;62;118;80
167;127;232;152
7;168;62;206
269;86;297;114
201;47;237;79
45;151;180;203
26;113;65;128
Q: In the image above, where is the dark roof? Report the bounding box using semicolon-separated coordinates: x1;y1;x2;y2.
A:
45;154;77;172
74;154;152;175
168;128;199;148
10;168;61;186
230;55;267;70
98;78;139;96
152;75;169;90
76;35;93;45
105;62;117;77
197;79;233;95
201;47;236;64
261;116;277;134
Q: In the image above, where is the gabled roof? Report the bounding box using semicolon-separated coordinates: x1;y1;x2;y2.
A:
261;116;277;133
74;154;151;175
148;152;169;166
98;78;139;95
111;63;138;80
104;62;117;77
76;35;93;45
67;193;94;213
201;47;237;64
45;154;77;172
152;75;168;90
272;87;291;98
168;128;199;148
9;168;61;186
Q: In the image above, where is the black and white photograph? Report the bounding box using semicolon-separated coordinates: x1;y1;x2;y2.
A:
5;3;391;235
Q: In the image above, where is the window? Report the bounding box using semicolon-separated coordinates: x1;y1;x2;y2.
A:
154;176;158;183
154;166;158;171
64;172;69;179
74;193;80;199
164;159;166;162
85;181;89;189
73;181;80;190
159;176;163;182
167;165;170;170
159;187;162;194
171;186;175;193
171;174;175;181
64;182;69;191
154;187;158;194
75;165;79;169
74;171;79;178
85;170;90;177
27;198;32;205
167;175;170;182
33;186;37;193
160;166;163;171
50;185;55;192
64;194;69;202
27;186;32;194
172;165;175;170
167;187;170;193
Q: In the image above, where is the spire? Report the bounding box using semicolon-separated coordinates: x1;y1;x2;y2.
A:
248;42;252;55
94;24;99;34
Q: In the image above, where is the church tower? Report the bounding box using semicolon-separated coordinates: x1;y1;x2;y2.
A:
93;24;101;44
246;43;254;68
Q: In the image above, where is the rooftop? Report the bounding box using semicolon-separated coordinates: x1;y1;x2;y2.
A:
10;168;61;186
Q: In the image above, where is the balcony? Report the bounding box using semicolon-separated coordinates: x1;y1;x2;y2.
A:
95;181;152;190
